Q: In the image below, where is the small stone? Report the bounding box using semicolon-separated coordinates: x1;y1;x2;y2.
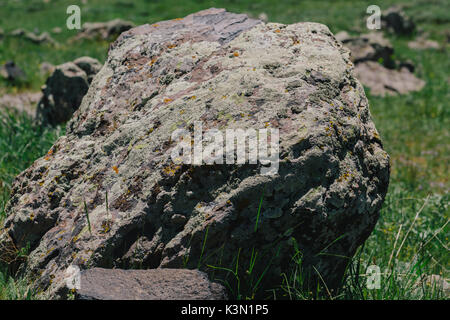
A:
0;61;26;81
75;268;227;300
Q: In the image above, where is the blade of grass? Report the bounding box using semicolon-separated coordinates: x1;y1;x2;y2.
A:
83;198;92;235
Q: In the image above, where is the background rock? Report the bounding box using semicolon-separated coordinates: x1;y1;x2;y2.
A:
0;8;389;299
0;61;26;81
381;5;416;35
74;268;227;300
39;62;55;77
0;91;41;117
335;32;425;96
9;28;56;45
408;35;440;50
354;61;425;96
73;57;103;84
335;32;395;68
71;19;135;42
36;57;102;126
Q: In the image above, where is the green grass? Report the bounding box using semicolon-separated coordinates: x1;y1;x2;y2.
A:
0;265;34;300
0;110;63;299
0;0;448;299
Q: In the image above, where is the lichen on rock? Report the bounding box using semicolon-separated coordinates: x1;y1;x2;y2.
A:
0;8;389;299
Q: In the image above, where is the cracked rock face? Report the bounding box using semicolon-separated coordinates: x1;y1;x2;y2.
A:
0;8;389;298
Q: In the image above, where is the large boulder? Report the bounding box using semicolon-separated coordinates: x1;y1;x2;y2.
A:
0;8;389;299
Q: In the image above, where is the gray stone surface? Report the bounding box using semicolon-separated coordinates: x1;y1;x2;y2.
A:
0;8;389;299
74;268;227;300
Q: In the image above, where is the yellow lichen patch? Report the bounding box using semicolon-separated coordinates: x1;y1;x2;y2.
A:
112;165;119;174
190;95;197;100
167;44;176;49
274;29;281;33
30;213;35;221
164;98;173;104
148;58;157;66
337;172;351;183
163;164;181;176
233;51;240;57
44;149;53;161
152;24;159;27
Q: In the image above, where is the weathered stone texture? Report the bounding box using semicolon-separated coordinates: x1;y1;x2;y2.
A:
0;9;389;299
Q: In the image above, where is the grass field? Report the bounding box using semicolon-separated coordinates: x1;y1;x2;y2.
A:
0;0;448;299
